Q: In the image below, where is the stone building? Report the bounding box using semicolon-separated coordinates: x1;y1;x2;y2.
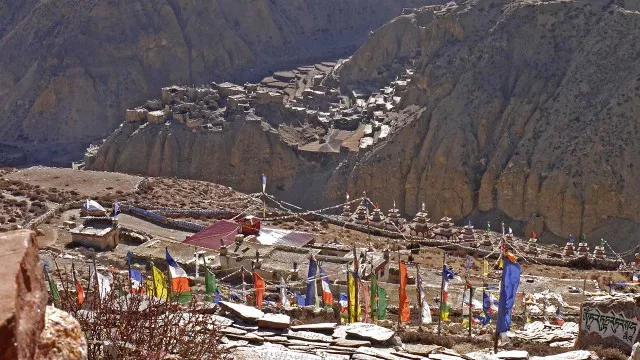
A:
70;217;120;251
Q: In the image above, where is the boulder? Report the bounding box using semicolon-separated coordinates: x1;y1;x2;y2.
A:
35;306;88;360
0;230;47;360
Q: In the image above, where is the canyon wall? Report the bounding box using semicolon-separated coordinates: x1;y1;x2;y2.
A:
331;0;640;247
0;0;433;165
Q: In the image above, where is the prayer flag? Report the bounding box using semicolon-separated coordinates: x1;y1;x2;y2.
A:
296;292;306;307
145;280;154;296
166;249;192;303
280;276;288;307
377;287;387;319
417;272;432;324
319;266;334;305
497;256;521;334
465;255;472;278
96;272;112;300
113;202;120;216
71;263;84;306
262;174;267;193
129;269;143;293
44;267;61;308
532;232;537;239
305;256;318;307
633;273;638;284
399;261;410;323
370;271;378;321
441;265;456;321
204;266;219;302
339;293;348;313
347;272;357;323
359;280;370;323
253;271;265;309
152;266;168;299
475;290;492;326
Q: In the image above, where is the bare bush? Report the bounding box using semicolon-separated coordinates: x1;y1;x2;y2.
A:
53;269;230;360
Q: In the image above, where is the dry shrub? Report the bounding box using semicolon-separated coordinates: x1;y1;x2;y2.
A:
52;266;230;360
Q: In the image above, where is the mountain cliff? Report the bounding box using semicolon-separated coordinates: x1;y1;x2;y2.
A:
85;0;640;249
330;0;640;246
0;0;432;165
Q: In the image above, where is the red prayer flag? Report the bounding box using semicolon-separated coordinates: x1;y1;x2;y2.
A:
75;280;85;306
254;272;265;309
399;261;410;322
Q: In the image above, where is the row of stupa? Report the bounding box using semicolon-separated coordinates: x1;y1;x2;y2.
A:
562;241;606;259
340;200;477;242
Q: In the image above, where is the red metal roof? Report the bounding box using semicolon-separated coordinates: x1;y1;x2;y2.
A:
182;220;239;250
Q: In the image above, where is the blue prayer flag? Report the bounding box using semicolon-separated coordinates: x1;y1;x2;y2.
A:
496;256;521;333
305;256;317;306
296;292;306;306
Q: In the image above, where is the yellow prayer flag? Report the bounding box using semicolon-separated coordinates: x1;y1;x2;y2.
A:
498;258;503;270
145;280;154;296
152;266;168;299
348;272;357;323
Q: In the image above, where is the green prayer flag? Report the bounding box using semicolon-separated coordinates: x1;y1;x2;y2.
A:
377;286;387;320
370;272;378;321
176;292;193;303
119;285;125;298
45;271;61;308
204;266;218;302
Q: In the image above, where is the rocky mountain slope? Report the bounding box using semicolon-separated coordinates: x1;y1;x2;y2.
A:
330;0;640;246
85;0;640;249
0;0;432;165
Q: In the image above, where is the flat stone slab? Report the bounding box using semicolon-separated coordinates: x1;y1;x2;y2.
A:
496;350;528;359
235;345;322;360
211;314;234;327
226;332;264;343
286;338;331;348
287;331;334;343
258;313;290;329
428;354;466;360
530;350;592;360
221;326;247;335
404;345;443;356
356;347;404;360
332;338;371;347
219;301;264;323
291;323;337;332
314;352;350;360
332;325;348;339
344;323;395;343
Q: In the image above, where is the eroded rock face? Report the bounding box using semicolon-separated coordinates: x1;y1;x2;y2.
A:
0;230;47;360
330;0;640;248
0;0;435;165
35;306;88;360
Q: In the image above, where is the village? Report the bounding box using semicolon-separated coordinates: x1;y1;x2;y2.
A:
2;166;640;360
83;53;418;171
